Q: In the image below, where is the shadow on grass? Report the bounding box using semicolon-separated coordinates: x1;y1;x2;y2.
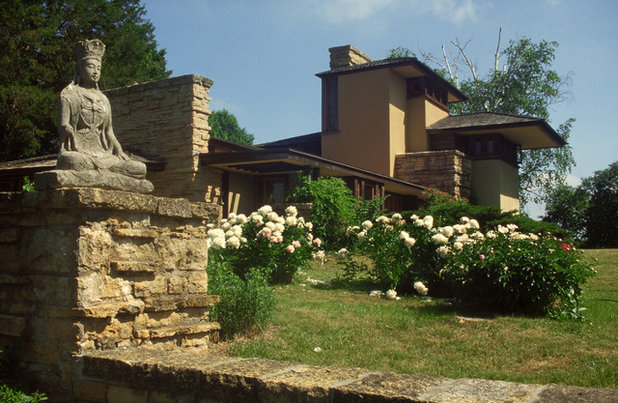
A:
411;302;500;319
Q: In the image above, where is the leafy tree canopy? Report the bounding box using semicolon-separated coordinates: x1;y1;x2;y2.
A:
0;0;171;161
543;161;617;247
581;161;618;247
208;109;254;146
389;32;575;205
542;183;588;242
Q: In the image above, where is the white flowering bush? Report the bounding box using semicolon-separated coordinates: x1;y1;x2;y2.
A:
437;224;594;316
342;213;439;292
341;212;594;317
207;206;319;284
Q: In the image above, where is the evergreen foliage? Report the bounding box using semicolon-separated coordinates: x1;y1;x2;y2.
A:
208;109;254;145
0;0;170;161
543;161;618;248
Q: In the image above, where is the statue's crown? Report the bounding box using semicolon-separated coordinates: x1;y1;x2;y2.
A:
74;39;105;62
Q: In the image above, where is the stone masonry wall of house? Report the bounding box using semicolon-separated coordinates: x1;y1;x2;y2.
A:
105;74;223;205
0;188;220;397
394;150;472;199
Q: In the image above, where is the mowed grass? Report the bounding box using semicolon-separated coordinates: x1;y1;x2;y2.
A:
228;249;618;388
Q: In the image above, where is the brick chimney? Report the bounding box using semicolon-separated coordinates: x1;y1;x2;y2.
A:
329;45;373;69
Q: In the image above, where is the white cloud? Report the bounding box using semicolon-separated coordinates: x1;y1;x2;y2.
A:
308;0;479;25
409;0;479;24
313;0;396;24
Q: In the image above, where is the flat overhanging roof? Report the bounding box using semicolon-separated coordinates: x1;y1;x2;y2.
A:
200;148;426;197
427;112;566;149
316;58;467;104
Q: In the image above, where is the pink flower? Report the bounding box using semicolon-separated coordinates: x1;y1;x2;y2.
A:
313;238;322;247
479;254;485;260
292;240;301;248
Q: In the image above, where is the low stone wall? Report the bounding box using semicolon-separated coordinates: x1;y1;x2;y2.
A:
0;188;220;396
73;348;618;402
394;150;471;198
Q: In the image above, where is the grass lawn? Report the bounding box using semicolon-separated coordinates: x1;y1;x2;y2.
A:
224;249;617;389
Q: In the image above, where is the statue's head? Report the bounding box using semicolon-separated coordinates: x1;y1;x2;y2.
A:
73;39;105;87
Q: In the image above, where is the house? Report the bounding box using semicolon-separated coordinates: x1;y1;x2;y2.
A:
0;45;565;216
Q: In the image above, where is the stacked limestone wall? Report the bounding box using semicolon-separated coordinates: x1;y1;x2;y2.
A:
0;188;220;396
105;75;222;204
394;150;471;198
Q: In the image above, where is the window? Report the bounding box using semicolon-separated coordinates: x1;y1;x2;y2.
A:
322;76;338;131
256;176;288;206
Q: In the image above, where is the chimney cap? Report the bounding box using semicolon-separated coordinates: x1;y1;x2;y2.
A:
329;45;373;69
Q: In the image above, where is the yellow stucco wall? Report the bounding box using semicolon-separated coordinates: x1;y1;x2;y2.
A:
227;172;255;215
388;73;407;176
425;99;449;128
322;69;391;175
471;159;520;212
405;97;448;153
405;97;427;152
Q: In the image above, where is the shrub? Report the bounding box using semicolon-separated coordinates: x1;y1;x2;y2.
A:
415;188;503;227
439;223;594;317
486;214;572;241
343;213;441;293
207;257;275;338
287;175;356;250
0;348;47;402
288;174;389;249
206;205;319;284
206;205;322;337
343;212;594;317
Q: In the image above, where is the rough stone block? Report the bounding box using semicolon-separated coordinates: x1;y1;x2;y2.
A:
72;378;107;402
107;385;148;403
187;272;208;294
0;313;26;337
134;278;167;298
168;276;185;294
111;261;156;273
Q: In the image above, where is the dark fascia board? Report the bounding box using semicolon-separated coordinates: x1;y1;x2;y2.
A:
316;58;467;103
427;118;566;148
208;136;263;151
256;132;322;148
200;147;426;195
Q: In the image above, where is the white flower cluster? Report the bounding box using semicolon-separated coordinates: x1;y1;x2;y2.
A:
414;281;429;295
207;205;316;252
411;214;434;229
399;230;416;247
431;217;483;253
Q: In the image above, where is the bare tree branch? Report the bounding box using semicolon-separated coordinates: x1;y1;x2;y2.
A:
441;44;454;83
493;27;502;72
451;37;477;80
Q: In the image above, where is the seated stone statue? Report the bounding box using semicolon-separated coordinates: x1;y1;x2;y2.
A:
35;39;153;193
58;38;146;178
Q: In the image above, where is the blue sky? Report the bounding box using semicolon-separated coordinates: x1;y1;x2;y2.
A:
142;0;617;213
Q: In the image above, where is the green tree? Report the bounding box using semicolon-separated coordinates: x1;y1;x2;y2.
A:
0;0;170;161
390;32;575;205
582;161;618;248
542;183;589;242
208;109;254;145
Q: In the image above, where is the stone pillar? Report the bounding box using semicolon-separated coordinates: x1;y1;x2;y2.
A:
105;75;222;204
0;188;220;396
394;150;472;198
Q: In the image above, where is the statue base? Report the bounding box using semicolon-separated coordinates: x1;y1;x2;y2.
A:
34;169;154;194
